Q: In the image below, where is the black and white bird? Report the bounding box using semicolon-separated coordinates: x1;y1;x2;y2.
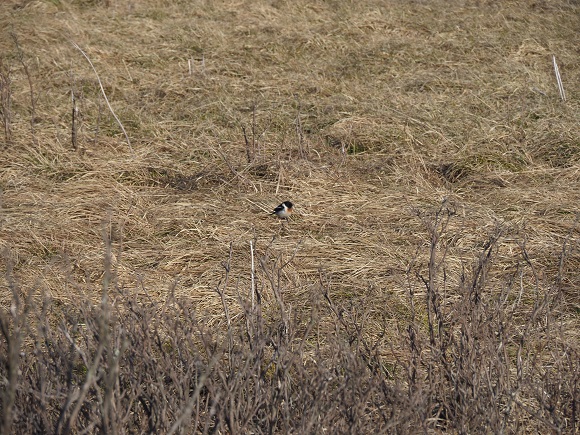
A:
271;201;293;219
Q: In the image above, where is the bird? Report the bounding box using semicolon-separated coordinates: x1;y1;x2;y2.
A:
271;201;293;219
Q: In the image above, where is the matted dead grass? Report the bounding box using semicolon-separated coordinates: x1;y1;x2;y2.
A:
0;0;579;432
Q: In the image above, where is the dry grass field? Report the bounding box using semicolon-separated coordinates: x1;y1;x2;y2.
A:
1;0;579;433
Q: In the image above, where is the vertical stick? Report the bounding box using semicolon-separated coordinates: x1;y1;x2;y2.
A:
0;61;12;144
296;101;305;159
71;89;78;150
250;240;255;310
552;55;566;102
251;102;257;159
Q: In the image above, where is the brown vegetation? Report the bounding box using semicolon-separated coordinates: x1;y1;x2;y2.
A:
0;0;578;433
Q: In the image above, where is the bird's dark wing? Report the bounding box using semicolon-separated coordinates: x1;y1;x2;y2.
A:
271;204;284;214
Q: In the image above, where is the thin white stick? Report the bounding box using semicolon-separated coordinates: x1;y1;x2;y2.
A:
250;240;255;309
552;55;566;102
71;41;133;153
188;58;192;76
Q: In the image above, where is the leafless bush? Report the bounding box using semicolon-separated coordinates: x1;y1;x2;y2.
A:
404;203;578;433
0;213;577;433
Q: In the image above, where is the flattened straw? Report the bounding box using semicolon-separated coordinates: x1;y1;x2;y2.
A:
552;55;566;102
71;41;133;153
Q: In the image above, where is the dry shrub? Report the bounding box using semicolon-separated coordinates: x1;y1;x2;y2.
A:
1;207;578;433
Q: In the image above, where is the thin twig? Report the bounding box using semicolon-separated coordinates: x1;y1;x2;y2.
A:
295;100;305;158
167;356;217;435
552;55;566;102
11;32;37;142
71;41;133;153
71;88;79;150
0;60;12;144
250;239;255;310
